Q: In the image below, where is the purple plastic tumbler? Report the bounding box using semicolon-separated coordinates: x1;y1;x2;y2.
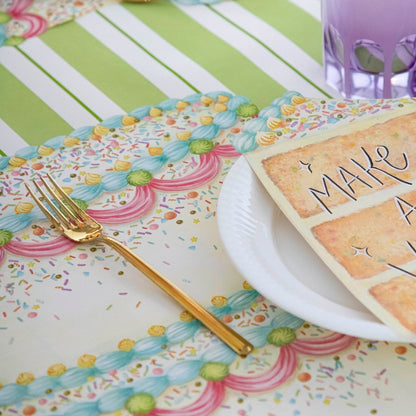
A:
322;0;416;98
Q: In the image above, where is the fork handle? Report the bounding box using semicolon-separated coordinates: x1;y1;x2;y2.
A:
99;235;253;357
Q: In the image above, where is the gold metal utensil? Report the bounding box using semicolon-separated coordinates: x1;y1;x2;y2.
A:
26;174;253;357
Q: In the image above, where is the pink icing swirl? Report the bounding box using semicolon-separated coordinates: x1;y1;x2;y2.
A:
291;333;357;355
87;185;155;224
5;236;77;256
148;381;225;416
151;153;220;191
0;247;5;267
213;144;241;158
8;0;48;39
223;345;297;392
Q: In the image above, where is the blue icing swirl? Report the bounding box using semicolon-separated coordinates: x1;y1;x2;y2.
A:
97;388;133;414
166;360;203;385
15;146;39;160
63;401;98;416
69;126;94;141
213;110;237;129
95;350;134;372
258;106;281;119
162;140;190;162
131;156;167;172
133;336;168;358
227;289;259;310
27;376;58;397
157;98;179;111
43;136;66;149
70;184;104;201
0;25;6;47
0;212;34;233
244;117;268;133
271;96;288;107
0;384;27;406
191;124;219;140
207;305;232;318
284;90;302;99
164;320;201;344
243;326;273;348
59;368;95;389
182;93;202;103
0;156;10;170
129;106;151;119
231;132;258;153
227;95;249;111
131;376;169;396
271;310;304;329
201;343;237;364
205;90;232;99
101;115;123;129
101;171;129;192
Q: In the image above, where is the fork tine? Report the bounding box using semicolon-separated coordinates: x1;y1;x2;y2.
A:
39;176;80;224
46;173;93;222
25;183;62;230
32;179;73;228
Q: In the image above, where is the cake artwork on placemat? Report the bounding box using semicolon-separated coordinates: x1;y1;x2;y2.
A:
246;103;416;338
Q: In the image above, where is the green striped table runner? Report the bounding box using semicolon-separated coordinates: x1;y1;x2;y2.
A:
0;0;336;156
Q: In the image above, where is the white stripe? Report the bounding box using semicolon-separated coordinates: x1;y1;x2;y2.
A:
77;12;195;98
174;4;325;98
20;37;125;118
289;0;321;21
0;47;99;128
212;2;341;99
100;4;231;94
0;119;28;155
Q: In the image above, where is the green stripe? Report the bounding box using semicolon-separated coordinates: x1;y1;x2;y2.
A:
0;149;6;157
123;0;287;109
237;0;323;64
0;65;72;146
207;5;331;99
96;10;199;94
16;46;102;122
40;20;167;112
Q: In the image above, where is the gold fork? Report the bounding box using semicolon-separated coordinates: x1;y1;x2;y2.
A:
26;174;253;357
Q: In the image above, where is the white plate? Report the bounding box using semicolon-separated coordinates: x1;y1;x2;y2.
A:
218;156;416;342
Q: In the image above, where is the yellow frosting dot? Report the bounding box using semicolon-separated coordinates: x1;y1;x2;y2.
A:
214;103;227;113
200;96;214;106
179;310;195;322
217;94;230;104
47;363;66;377
16;372;35;385
63;137;80;147
280;104;296;116
243;281;253;290
118;338;136;351
176;131;191;141
84;172;103;185
92;125;110;136
37;145;55;156
200;116;213;125
114;160;131;171
211;296;227;307
149;108;163;117
9;156;26;167
122;115;138;126
148;146;163;156
291;95;306;105
176;100;190;111
15;202;34;215
77;354;97;368
148;325;166;337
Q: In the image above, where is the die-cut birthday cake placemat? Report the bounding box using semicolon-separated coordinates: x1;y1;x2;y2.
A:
246;103;416;338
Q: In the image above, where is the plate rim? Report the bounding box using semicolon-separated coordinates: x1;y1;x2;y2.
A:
217;156;416;342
